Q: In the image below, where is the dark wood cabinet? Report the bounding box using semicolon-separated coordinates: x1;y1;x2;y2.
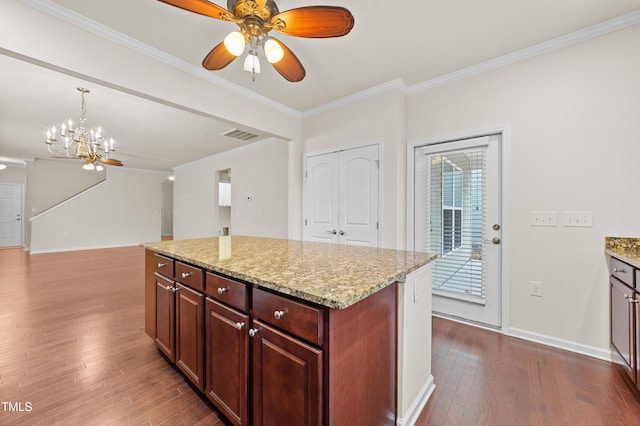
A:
145;251;397;426
611;276;634;379
176;283;205;391
251;320;322;426
155;273;176;362
205;298;249;426
609;256;640;392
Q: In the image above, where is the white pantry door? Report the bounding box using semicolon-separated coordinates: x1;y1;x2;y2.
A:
304;144;379;247
413;135;502;328
0;184;23;247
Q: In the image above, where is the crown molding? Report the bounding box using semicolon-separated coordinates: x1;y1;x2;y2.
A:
17;0;301;118
408;9;640;94
301;78;408;118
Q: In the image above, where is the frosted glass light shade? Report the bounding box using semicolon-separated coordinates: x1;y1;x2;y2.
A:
264;39;284;63
224;31;245;56
243;54;260;73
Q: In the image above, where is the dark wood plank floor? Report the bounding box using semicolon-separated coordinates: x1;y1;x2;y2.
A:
417;316;640;425
0;246;226;426
1;246;639;425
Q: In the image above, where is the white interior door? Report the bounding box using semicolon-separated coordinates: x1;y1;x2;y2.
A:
305;153;339;244
339;144;379;247
304;145;379;247
0;184;23;247
413;135;502;327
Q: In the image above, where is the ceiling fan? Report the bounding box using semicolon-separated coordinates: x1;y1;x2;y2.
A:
158;0;354;82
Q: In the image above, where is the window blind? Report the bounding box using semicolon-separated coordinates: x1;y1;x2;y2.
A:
427;147;487;304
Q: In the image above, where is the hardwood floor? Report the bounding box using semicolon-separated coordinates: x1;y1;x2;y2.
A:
417;316;640;425
1;245;639;425
0;246;226;426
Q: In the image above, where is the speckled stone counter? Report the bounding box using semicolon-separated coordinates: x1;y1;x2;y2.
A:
605;237;640;269
142;236;436;309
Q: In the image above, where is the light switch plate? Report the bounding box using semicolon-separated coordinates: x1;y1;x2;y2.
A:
531;211;557;227
563;211;593;227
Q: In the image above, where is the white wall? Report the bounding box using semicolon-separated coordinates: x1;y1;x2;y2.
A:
173;138;289;240
301;89;407;250
0;165;26;184
407;24;640;353
30;167;168;253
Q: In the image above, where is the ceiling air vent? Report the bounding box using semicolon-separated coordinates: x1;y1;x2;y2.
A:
222;128;259;141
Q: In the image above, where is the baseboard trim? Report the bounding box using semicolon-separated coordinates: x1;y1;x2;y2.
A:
509;327;617;364
397;375;435;426
29;242;139;255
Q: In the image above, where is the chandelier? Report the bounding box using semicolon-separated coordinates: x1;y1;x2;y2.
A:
45;87;123;170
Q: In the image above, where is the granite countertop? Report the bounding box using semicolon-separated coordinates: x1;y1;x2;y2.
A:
605;237;640;269
141;236;437;309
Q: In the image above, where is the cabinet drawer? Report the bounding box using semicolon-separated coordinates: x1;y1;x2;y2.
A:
252;288;323;346
611;257;634;288
175;261;204;291
206;272;248;312
154;254;174;278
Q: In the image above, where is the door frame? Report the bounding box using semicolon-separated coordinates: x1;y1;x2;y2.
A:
302;140;382;246
0;182;25;248
407;125;511;332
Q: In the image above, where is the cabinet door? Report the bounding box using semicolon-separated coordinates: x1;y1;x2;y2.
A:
251;320;322;426
155;273;176;362
611;277;634;380
176;284;205;391
205;299;249;426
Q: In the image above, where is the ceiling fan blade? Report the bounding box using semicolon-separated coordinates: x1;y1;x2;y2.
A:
269;38;306;82
100;158;123;167
270;6;354;38
158;0;233;21
202;42;238;70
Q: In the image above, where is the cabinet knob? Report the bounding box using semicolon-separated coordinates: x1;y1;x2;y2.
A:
235;322;245;330
249;328;260;337
158;263;167;268
217;287;229;295
181;272;192;278
274;310;286;320
614;268;627;274
625;294;639;304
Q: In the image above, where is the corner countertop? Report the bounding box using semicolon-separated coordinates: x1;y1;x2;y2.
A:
141;236;437;309
605;237;640;269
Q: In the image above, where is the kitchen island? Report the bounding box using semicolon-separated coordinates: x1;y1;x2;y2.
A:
142;236;436;426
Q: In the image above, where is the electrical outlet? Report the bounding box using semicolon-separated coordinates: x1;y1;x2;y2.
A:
531;211;557;227
530;281;543;297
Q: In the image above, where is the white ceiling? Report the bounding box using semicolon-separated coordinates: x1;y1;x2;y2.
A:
1;0;639;172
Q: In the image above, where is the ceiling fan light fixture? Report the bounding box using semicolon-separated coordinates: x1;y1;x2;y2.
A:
224;31;246;56
264;38;284;63
0;163;7;170
82;163;95;171
243;52;261;73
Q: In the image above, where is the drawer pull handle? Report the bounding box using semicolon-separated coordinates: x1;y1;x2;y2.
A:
249;328;260;337
274;310;286;320
166;285;179;292
158;263;167;268
217;287;229;295
235;322;245;330
614;268;627;274
181;272;192;278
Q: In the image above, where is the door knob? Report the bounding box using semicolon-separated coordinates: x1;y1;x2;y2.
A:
327;229;337;235
339;230;346;236
492;237;501;244
492;224;501;230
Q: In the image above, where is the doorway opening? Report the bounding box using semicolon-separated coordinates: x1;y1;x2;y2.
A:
217;169;231;235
